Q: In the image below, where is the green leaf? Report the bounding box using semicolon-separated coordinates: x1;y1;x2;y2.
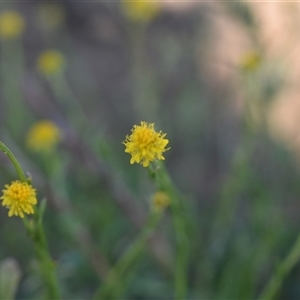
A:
0;258;22;300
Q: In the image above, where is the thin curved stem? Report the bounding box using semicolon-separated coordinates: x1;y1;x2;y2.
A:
0;141;27;182
258;233;300;300
0;141;60;298
150;162;189;300
93;210;162;300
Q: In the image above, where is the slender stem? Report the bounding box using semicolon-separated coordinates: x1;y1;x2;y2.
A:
0;141;60;298
0;39;30;139
150;162;188;300
0;141;27;182
93;210;162;300
171;192;189;299
129;24;158;120
23;213;61;299
47;72;87;132
258;233;300;300
36;221;60;299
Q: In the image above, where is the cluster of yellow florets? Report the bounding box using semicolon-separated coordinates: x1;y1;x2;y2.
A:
26;120;62;153
123;121;169;167
0;10;25;39
1;181;37;218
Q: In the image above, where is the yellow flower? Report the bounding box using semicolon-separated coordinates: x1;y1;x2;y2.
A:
122;0;161;23
240;51;262;72
37;50;64;75
1;181;37;218
152;191;170;212
123;121;169;167
26;120;61;153
0;11;25;39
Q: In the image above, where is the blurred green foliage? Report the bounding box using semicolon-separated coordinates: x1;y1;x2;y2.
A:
1;1;300;299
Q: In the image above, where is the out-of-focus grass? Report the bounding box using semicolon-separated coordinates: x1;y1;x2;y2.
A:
1;1;300;299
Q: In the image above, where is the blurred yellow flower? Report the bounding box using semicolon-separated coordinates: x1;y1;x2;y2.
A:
0;11;25;39
37;50;64;75
240;51;262;72
123;121;169;167
1;181;37;218
122;0;161;23
152;191;170;212
26;120;61;153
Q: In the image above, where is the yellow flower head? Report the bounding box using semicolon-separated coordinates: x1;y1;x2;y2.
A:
152;191;170;212
37;50;64;75
122;0;161;23
26;120;61;153
0;11;25;39
240;51;262;72
123;121;169;167
1;181;37;218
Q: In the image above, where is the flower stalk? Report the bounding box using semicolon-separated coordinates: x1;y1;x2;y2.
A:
123;122;188;299
23;201;60;299
149;161;189;300
0;141;60;299
93;209;163;300
258;233;300;300
0;14;28;139
0;141;27;182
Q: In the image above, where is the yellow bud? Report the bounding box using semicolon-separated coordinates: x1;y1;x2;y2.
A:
152;191;170;212
240;51;262;72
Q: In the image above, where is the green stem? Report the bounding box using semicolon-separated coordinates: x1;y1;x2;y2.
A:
258;233;300;300
0;141;60;298
0;39;30;139
47;72;87;131
23;215;60;299
93;210;162;300
129;24;158;120
36;221;60;299
172;194;189;299
150;162;188;300
0;141;27;182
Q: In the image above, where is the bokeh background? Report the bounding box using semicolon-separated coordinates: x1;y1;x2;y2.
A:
1;1;300;299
